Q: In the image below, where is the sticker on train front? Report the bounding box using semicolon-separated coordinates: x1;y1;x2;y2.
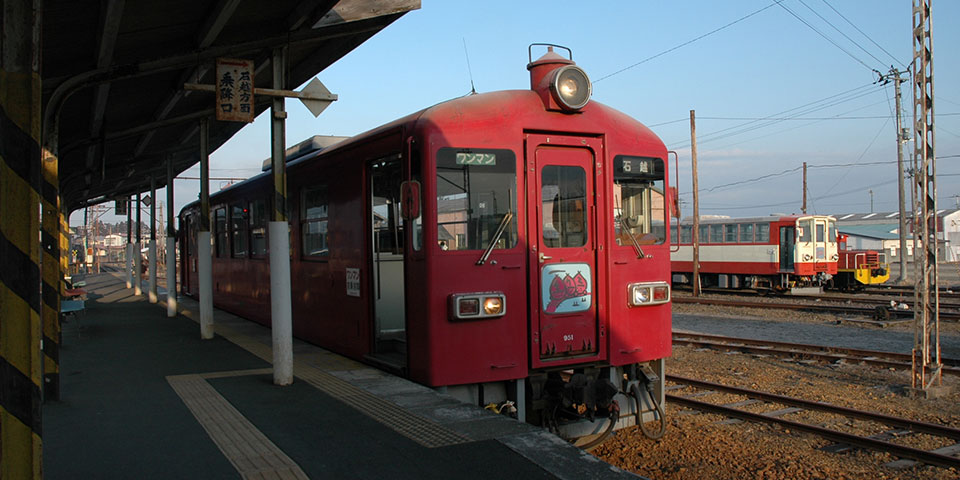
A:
541;263;592;313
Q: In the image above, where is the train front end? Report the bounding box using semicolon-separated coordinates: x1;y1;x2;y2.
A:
412;45;672;442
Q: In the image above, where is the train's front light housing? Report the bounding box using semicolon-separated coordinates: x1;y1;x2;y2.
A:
551;65;591;110
628;282;670;307
450;292;506;320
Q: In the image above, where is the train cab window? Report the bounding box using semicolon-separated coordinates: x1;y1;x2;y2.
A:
740;223;754;242
301;186;329;257
249;198;267;256
709;224;723;243
798;219;812;242
724;224;737;243
214;207;227;257
231;204;248;258
828;220;837;242
436;148;517;251
613;156;666;246
543;165;587;248
680;225;692;243
816;223;825;242
756;224;770;242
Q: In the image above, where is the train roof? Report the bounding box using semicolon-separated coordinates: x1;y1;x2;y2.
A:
674;214;837;226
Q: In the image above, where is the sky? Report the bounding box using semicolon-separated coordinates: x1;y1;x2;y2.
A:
76;0;960;229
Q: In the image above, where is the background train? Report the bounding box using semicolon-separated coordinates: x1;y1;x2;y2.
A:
670;215;839;294
179;45;672;442
830;233;890;290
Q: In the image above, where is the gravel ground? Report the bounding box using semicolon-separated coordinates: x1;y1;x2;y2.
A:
592;304;960;479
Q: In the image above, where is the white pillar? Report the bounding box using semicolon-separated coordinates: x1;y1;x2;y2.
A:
133;240;142;296
166;237;177;317
125;243;133;288
269;221;293;385
198;231;213;339
148;177;158;303
148;239;157;303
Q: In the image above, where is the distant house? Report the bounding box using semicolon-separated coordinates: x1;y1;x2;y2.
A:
833;209;960;262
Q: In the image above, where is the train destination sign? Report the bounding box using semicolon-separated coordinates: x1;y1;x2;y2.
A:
216;58;255;123
456;152;497;166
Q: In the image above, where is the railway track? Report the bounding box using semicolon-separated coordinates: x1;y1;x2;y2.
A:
666;375;960;469
672;295;960;322
671;331;960;376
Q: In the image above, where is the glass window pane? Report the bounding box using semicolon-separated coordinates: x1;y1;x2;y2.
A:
816;223;825;242
613;156;666;246
680;225;692;243
724;224;737;243
231;204;248;257
828;220;836;242
756;224;769;242
436;148;517;251
740;223;754;242
249;199;267;256
799;220;812;242
542;165;587;248
699;225;709;243
670;225;678;244
302;186;328;257
709;224;723;243
215;207;227;257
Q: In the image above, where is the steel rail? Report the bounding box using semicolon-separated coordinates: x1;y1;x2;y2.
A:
671;331;960;374
672;296;960;321
666;376;960;469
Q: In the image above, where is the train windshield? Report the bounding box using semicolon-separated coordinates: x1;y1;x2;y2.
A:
436;148;518;251
612;156;666;246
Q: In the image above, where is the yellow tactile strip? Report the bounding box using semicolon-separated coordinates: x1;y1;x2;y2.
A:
166;372;309;480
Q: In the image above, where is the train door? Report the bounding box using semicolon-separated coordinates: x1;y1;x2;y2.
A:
369;154;406;364
779;225;795;272
527;135;599;365
184;212;198;295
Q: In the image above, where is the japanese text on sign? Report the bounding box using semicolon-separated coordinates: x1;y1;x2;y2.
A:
216;58;255;122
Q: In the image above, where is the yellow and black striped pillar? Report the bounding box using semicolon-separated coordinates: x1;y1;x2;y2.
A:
0;0;45;477
41;139;61;401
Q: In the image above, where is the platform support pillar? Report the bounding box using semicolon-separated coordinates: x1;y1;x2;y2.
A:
134;192;142;296
199;118;214;339
270;46;294;386
148;176;158;303
126;196;133;288
167;160;177;317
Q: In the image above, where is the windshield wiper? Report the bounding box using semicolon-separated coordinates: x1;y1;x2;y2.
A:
617;214;646;259
476;211;514;265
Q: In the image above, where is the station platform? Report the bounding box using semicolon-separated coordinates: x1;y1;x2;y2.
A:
43;272;639;479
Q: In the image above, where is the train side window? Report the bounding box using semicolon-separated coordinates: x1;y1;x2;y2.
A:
699;225;709;244
301;186;329;257
436;148;517;251
613;156;665;246
740;223;754;243
231;203;248;258
680;225;692;243
756;224;769;242
724;224;737;243
709;224;723;243
214;207;228;257
670;225;678;244
249;198;267;256
798;220;812;242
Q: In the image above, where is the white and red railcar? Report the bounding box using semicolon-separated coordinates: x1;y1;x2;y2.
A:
178;46;672;439
670;215;838;293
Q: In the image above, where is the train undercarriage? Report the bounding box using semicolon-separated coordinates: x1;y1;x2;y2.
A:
439;359;667;446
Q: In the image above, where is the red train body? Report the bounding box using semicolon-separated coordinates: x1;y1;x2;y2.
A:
671;215;839;292
179;46;672;437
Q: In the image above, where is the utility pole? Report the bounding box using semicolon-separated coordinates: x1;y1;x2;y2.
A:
802;162;807;214
880;67;911;284
911;0;942;395
690;110;701;297
869;189;874;213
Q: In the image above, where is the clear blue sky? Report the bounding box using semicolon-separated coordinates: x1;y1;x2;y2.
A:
79;0;960;228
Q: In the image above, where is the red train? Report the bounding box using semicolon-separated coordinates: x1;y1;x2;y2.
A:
179;45;672;440
670;215;839;293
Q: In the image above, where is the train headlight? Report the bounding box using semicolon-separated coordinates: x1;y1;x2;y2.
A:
450;292;506;320
803;254;812;261
628;282;670;307
551;65;591;110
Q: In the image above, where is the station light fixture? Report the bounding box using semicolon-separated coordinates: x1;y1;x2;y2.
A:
627;282;670;307
450;292;507;320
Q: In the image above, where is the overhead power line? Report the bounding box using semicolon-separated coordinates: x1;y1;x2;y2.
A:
775;0;877;72
594;1;782;83
819;0;907;70
796;0;887;68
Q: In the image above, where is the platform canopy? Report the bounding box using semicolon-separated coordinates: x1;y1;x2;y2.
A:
42;0;419;211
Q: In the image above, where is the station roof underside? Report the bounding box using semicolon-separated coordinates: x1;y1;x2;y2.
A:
44;0;419;212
